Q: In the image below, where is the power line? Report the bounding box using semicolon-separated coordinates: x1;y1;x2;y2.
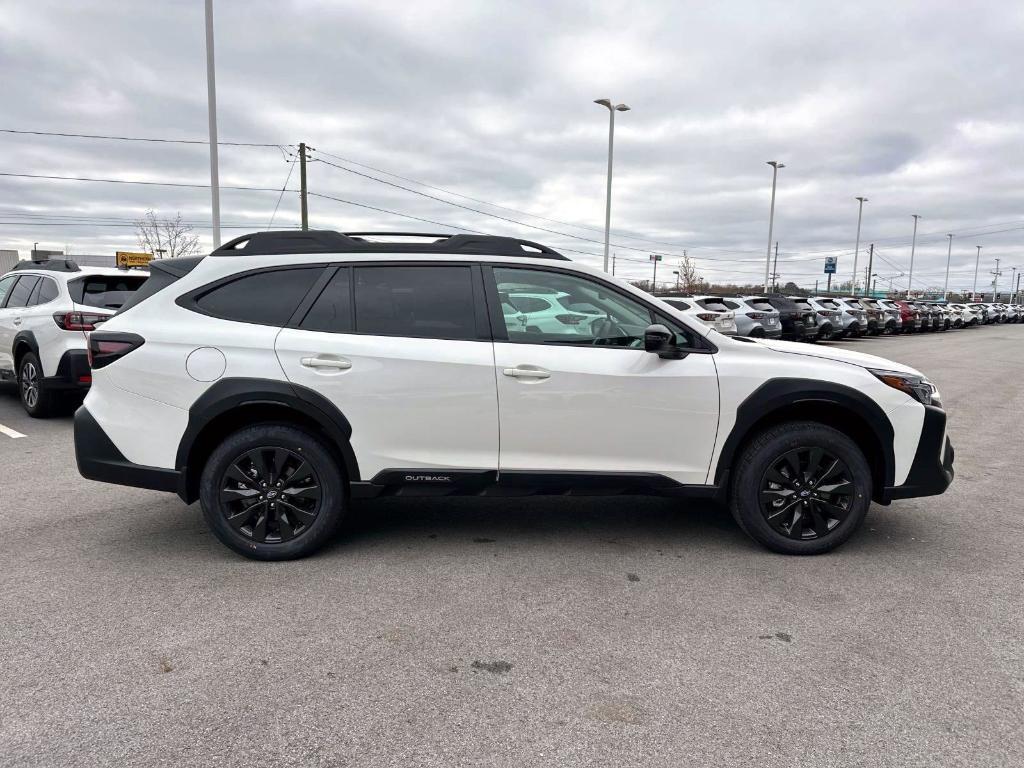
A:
0;171;294;193
0;128;287;148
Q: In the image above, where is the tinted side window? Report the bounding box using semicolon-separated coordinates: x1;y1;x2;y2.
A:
696;298;729;312
33;277;59;305
300;268;352;333
0;275;17;307
6;276;39;308
195;268;322;326
747;299;775;312
354;266;477;340
663;299;690;310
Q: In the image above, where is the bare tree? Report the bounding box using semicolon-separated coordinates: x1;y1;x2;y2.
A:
135;210;200;259
675;254;704;293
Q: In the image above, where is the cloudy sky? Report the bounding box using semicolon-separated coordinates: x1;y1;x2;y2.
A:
1;0;1021;293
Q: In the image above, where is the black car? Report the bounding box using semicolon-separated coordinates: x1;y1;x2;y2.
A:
791;296;834;340
763;294;818;341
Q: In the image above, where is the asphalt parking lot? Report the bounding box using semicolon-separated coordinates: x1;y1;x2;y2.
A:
1;326;1022;767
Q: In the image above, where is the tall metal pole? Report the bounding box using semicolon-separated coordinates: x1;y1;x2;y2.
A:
651;255;658;290
299;142;309;230
907;214;920;297
991;258;1001;301
972;245;982;298
204;0;221;247
851;197;867;295
942;234;953;300
764;161;784;292
1015;272;1021;305
594;100;629;273
1009;267;1017;304
771;241;779;292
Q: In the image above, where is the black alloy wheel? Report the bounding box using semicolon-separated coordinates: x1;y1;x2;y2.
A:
759;447;854;540
220;447;322;544
200;424;345;560
729;421;872;555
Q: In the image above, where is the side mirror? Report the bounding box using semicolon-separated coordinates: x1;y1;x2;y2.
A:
643;323;684;359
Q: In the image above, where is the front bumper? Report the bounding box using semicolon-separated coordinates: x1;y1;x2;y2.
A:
42;350;92;391
75;406;181;494
882;404;954;502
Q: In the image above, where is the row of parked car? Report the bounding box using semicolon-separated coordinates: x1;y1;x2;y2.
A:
659;294;1020;341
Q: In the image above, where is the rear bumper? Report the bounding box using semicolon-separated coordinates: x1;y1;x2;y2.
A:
74;406;181;494
882;405;954;502
41;350;92;391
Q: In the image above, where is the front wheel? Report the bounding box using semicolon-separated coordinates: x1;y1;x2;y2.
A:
729;422;872;555
200;424;346;560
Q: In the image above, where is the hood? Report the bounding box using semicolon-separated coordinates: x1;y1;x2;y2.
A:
752;337;923;376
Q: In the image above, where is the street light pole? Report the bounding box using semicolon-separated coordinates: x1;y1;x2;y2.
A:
764;161;784;292
942;234;953;300
1009;267;1017;304
991;258;1001;301
851;197;868;295
595;99;630;273
907;214;920;297
204;0;221;247
972;245;982;299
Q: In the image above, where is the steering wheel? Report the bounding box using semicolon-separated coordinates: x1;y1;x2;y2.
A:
590;316;628;346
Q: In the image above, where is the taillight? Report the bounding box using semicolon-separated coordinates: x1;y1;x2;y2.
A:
696;312;718;321
746;312;768;319
54;312;109;331
87;332;145;370
555;314;585;325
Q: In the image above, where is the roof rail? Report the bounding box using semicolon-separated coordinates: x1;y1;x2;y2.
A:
211;230;569;260
12;258;80;273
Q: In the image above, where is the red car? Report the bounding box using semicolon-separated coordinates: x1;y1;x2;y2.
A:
892;300;922;333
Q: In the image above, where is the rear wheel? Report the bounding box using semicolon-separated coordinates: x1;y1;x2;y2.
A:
18;352;55;418
200;424;346;560
729;422;872;555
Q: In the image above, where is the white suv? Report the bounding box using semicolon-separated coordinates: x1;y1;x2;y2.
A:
0;260;148;416
73;231;954;560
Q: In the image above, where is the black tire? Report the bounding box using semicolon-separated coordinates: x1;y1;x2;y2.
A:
729;421;872;555
200;424;346;560
18;352;56;418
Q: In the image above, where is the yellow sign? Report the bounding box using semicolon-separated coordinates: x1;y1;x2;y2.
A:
116;251;154;268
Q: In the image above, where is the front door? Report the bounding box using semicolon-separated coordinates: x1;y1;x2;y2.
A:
275;263;499;480
486;266;720;486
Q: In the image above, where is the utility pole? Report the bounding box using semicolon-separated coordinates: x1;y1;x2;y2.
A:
814;279;819;293
1009;267;1017;304
1015;272;1021;305
852;197;868;295
611;253;616;276
771;241;779;292
942;234;953;300
865;243;874;296
651;254;658;291
990;258;1002;301
298;142;310;230
764;161;784;293
204;0;221;247
972;245;982;298
907;214;920;298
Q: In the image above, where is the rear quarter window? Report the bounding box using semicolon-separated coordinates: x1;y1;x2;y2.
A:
696;299;729;312
191;267;324;326
746;299;775;312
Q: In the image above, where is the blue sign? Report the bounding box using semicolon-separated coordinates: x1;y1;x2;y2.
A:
824;256;837;274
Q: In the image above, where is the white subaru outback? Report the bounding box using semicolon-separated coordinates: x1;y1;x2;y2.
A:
73;231;954;560
0;260;148;417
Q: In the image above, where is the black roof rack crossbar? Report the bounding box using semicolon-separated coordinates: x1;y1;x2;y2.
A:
212;230;568;260
12;258;80;273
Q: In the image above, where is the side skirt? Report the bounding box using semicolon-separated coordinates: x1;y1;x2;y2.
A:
350;469;725;502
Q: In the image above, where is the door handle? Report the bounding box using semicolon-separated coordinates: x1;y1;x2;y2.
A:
502;367;550;380
300;356;352;370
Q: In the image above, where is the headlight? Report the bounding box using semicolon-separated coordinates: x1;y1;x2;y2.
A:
869;369;937;405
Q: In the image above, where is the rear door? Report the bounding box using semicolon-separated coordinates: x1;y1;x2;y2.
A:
275;263;499;480
0;274;23;373
486;265;719;485
0;275;39;369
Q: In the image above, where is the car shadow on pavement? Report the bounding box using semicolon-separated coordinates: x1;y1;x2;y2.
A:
328;495;750;555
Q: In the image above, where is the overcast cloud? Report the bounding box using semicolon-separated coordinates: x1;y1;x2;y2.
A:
1;0;1021;291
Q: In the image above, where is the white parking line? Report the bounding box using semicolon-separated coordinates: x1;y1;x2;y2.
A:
0;424;26;439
